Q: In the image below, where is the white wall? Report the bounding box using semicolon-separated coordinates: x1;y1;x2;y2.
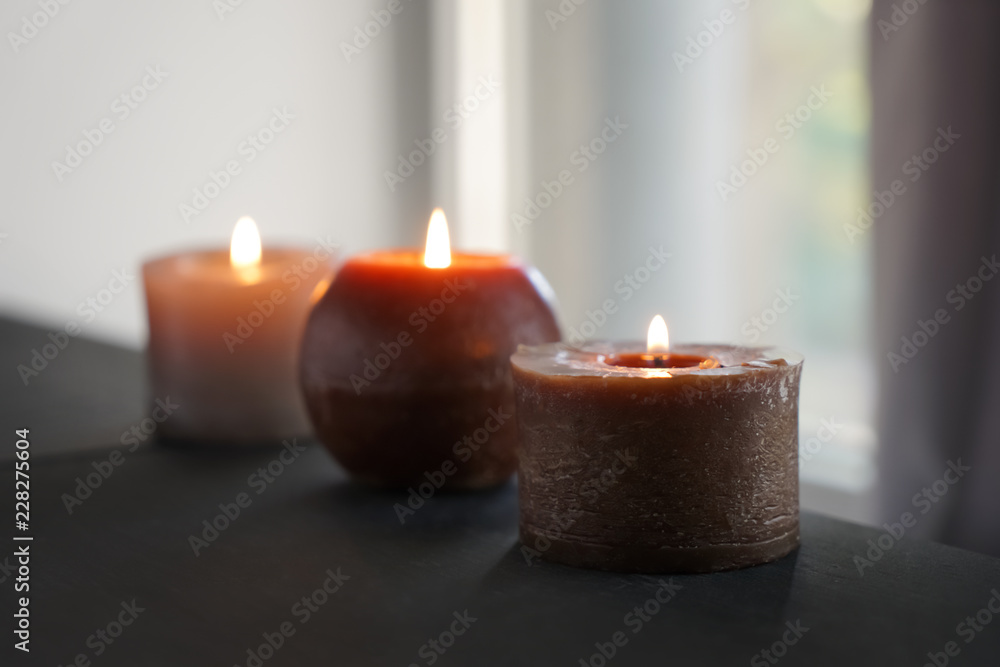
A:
1;0;745;351
0;0;410;347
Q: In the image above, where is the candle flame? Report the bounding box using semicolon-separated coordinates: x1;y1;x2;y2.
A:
423;208;451;269
230;217;262;269
647;315;669;354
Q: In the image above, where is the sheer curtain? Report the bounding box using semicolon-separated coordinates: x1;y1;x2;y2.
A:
872;0;1000;556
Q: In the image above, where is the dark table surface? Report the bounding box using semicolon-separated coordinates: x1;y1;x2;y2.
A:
2;316;999;666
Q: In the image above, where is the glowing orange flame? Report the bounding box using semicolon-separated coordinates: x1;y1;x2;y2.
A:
423;208;451;269
230;217;262;268
647;315;669;354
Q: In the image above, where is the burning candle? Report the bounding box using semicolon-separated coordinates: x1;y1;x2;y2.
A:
143;218;336;443
300;209;560;489
512;316;803;573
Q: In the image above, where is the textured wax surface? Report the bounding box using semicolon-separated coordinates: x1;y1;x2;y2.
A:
513;343;803;573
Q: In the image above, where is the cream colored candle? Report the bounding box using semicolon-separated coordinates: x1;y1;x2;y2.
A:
143;218;335;443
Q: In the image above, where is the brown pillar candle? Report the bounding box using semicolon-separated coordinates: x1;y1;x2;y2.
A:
512;324;803;573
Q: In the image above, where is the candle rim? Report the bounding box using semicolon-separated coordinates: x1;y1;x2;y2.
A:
142;246;337;282
602;351;720;370
512;341;802;378
348;248;520;270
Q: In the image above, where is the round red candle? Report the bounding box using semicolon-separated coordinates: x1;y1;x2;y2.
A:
512;329;803;573
300;210;560;489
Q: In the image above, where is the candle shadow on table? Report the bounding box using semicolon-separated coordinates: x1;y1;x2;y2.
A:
291;473;524;622
466;537;802;624
154;433;520;539
315;474;520;536
448;542;804;663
